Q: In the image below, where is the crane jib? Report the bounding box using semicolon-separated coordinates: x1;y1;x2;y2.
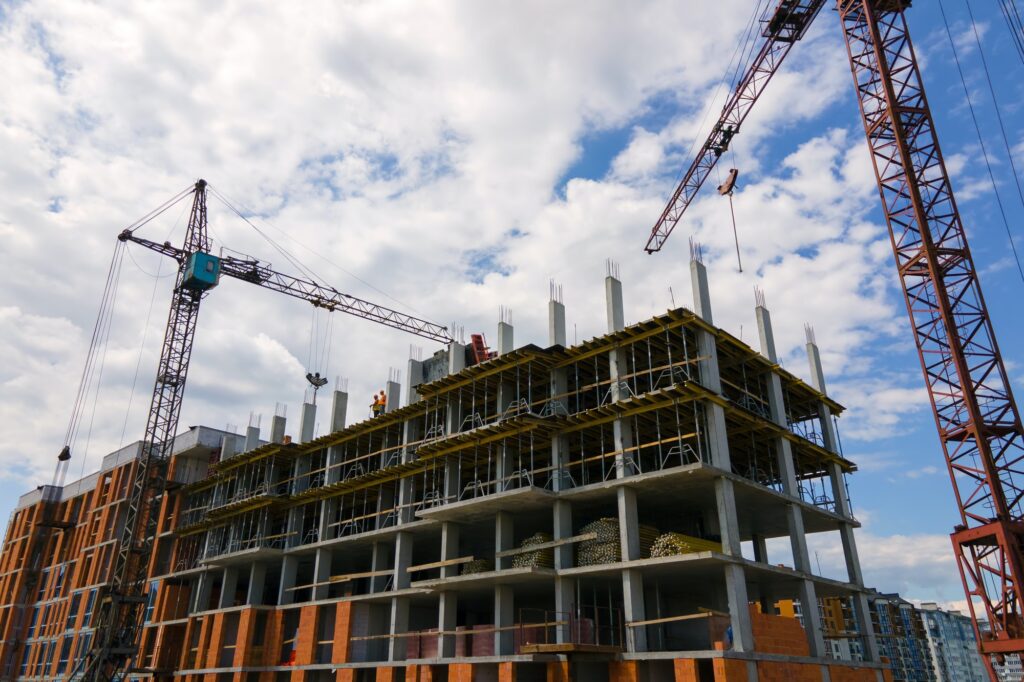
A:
644;0;826;253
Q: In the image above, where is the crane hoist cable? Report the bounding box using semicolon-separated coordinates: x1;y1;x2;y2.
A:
59;187;194;486
207;183;427;318
939;0;1024;285
997;0;1024;67
965;0;1024;231
676;0;771;187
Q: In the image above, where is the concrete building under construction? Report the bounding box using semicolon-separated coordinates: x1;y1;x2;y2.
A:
0;258;893;682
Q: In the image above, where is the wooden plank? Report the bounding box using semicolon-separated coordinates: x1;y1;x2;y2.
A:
494;533;598;559
406;555;475;573
330;568;394;583
627;612;716;627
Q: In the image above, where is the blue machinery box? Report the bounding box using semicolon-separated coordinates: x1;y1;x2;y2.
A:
183;252;221;291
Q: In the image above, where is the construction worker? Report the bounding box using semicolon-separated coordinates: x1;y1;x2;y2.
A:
378;389;387;415
371;392;382;418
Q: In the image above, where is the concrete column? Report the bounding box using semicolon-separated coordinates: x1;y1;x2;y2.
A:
690;259;713;323
715;479;743;557
853;592;881;662
219;568;238;609
438;522;461;656
270;414;286;444
299;402;316;443
406;359;425;406
192;570;213;612
330;389;348;431
724;564;754;652
549;297;567;347
689;253;754;656
606;275;625;332
617;487;646;652
388;531;413;661
806;337;869;597
443;343;467;500
552;502;572;569
438;591;457;657
756;305;799;492
497;320;513;356
495;323;516;488
370;542;389;593
324;389;349;492
312;548;331;600
495;511;515;654
278;556;298;605
440;522;460;577
247;563;267;605
606;274;637;478
798;579;827;657
385;379;401;414
752;535;768;564
553;500;575;644
244;425;260;452
448;342;467;375
388;597;411;661
221;435;239;460
549;294;571;488
395;359;425;526
756;304;828;657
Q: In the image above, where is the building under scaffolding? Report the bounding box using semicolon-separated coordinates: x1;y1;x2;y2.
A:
0;257;892;682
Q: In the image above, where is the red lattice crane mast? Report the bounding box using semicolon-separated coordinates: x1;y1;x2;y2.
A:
645;0;1024;675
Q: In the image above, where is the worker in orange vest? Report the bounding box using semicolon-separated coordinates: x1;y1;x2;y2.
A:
378;390;387;415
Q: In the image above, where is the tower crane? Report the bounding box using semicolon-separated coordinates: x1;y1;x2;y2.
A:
78;180;452;681
645;0;1024;675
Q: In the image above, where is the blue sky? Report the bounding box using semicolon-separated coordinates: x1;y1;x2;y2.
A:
2;1;1024;611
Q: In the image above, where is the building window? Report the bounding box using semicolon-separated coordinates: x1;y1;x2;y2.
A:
83;588;97;625
66;592;81;630
143;581;158;623
56;636;72;675
25;606;40;639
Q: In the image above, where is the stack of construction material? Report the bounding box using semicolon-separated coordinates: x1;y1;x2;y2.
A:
650;532;722;557
461;558;494;575
512;532;554;568
577;518;659;566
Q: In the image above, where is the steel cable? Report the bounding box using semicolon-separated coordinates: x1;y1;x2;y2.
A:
939;0;1024;285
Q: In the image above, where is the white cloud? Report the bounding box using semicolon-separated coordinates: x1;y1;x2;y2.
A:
806;528;963;604
0;0;924;558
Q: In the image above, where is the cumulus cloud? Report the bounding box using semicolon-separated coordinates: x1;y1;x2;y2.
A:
0;0;977;603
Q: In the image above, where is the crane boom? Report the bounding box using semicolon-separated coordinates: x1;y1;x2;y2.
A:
646;0;1024;674
117;234;453;344
80;180;451;681
644;0;826;253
